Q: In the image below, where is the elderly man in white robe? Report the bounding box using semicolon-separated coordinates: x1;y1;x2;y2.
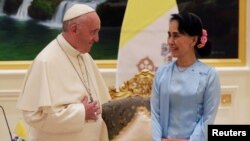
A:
16;4;111;141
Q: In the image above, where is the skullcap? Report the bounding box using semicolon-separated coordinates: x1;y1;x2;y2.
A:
63;4;95;22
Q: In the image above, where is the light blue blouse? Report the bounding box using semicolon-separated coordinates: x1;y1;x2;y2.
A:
151;60;220;141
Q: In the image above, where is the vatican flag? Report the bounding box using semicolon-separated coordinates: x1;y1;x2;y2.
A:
116;0;178;87
14;119;28;140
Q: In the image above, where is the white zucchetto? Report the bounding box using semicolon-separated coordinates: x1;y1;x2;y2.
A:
63;4;95;22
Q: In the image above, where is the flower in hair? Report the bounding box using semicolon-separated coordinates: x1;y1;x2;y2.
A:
197;29;208;48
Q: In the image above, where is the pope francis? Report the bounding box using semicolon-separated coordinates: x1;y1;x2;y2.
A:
16;4;111;141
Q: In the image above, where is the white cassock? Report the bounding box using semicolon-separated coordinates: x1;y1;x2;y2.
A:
16;34;111;141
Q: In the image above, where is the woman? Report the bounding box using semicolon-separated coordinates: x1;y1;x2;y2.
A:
151;12;221;141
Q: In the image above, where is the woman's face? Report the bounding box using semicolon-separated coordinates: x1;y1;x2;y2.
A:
167;20;196;59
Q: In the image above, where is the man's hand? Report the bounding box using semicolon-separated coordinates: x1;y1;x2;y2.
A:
81;96;101;121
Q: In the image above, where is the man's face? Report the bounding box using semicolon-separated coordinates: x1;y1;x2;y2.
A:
75;12;101;53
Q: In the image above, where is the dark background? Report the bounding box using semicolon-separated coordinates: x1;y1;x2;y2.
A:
0;0;240;60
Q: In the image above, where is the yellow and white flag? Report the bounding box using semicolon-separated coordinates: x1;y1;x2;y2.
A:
116;0;178;87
